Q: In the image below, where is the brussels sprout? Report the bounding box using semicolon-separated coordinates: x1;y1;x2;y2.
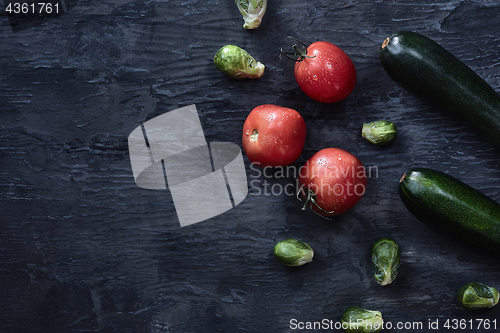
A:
457;282;499;309
372;238;400;286
214;45;265;79
235;0;267;29
341;306;383;333
273;238;313;267
361;120;398;145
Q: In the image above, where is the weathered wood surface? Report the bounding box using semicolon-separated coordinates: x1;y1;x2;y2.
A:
1;0;500;332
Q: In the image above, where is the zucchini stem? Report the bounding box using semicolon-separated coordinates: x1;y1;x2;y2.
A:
399;172;406;183
382;37;389;49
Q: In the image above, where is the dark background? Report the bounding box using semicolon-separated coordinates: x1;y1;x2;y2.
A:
1;0;500;332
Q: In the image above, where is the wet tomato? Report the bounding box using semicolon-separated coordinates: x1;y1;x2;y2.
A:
293;41;356;103
298;148;367;217
242;104;307;167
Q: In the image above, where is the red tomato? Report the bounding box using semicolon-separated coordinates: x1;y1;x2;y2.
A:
242;104;307;167
294;41;356;103
298;148;367;217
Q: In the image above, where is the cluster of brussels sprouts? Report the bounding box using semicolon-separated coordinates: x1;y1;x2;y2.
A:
273;237;401;286
274;236;497;332
272;237;398;332
212;1;267;80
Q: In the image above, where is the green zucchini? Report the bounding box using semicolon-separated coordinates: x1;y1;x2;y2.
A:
399;168;500;256
380;31;500;149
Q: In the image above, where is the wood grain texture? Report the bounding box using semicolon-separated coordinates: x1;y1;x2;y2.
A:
1;0;500;332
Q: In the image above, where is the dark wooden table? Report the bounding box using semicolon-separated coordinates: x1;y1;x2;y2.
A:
1;1;500;332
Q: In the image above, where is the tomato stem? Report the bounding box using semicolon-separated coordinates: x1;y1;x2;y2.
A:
250;129;259;142
296;184;311;211
280;36;316;62
296;183;335;219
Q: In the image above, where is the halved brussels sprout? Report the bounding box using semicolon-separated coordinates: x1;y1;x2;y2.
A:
214;45;265;79
235;0;267;29
341;306;383;333
457;282;499;309
372;238;400;286
362;120;397;145
274;238;313;267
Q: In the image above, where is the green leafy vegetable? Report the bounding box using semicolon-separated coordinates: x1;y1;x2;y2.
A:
372;238;401;286
361;120;397;145
274;238;313;267
235;0;267;29
214;45;265;79
341;306;383;333
457;282;499;309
